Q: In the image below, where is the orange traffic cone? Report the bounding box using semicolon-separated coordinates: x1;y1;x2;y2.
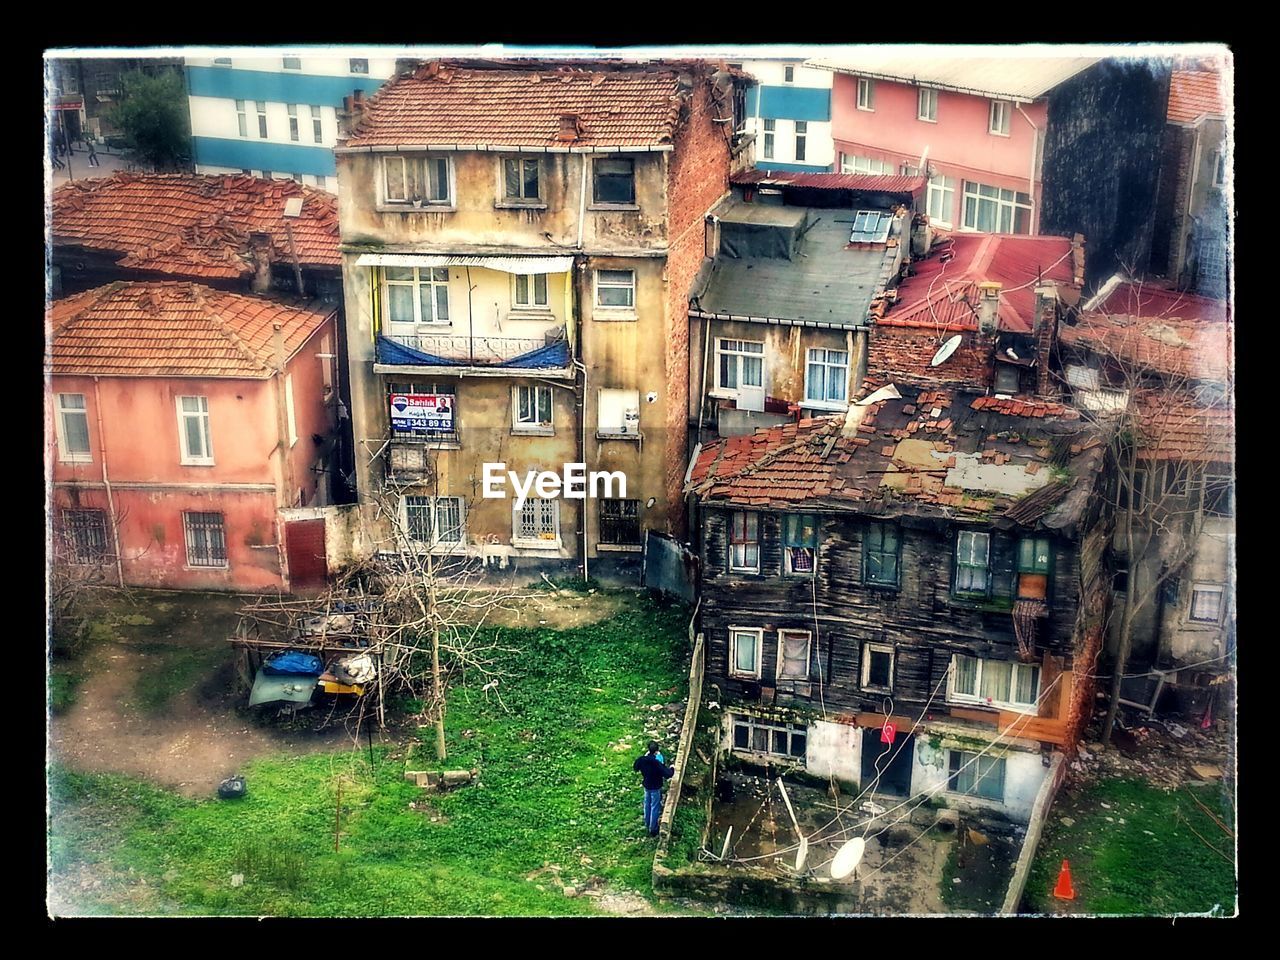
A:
1053;859;1076;901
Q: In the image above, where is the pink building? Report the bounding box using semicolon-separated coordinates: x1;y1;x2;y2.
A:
48;281;339;593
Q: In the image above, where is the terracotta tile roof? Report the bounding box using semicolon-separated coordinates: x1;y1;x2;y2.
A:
1134;391;1233;464
52;173;340;280
688;386;1099;528
340;60;709;150
879;233;1080;335
1167;70;1228;125
730;168;926;197
970;396;1078;419
49;281;336;379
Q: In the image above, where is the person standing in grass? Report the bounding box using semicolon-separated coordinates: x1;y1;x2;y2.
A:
633;740;674;837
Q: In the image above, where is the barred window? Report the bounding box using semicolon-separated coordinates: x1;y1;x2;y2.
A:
183;512;227;567
62;509;107;563
515;498;559;543
599;498;641;545
404;496;464;546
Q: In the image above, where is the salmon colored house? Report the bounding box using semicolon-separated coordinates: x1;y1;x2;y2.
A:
48;281;339;592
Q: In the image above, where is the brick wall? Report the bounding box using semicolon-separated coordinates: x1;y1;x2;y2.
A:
1152;126;1195;280
663;78;733;536
866;326;994;393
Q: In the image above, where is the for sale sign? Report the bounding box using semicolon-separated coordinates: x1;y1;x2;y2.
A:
389;393;454;435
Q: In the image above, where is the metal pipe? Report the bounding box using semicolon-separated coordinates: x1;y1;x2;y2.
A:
1014;103;1040;234
576;154;589;250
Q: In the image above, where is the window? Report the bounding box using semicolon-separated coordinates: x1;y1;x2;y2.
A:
1121;467;1148;512
599;498;642;545
383;267;450;329
732;715;807;760
994;363;1021;395
927;175;956;226
513;384;553;433
593;157;635;205
55;393;91;462
350;58;369;74
804;348;848;406
513;273;549;309
762;119;775;160
383;155;451;206
948;750;1005;801
503;157;541;202
857;77;875;111
729;629;764;678
728;511;760;573
716;338;764;396
989;100;1011;136
403;495;465;546
901;164;921;176
213;57;232;67
597;388;641;437
262;170;273;180
954;530;990;595
783;514;817;575
861;643;894;692
183;512;227;568
1202;471;1233;518
950;654;1040;712
287;103;299;141
863;522;901;588
962;181;1032;234
783;65;795;84
840;153;893;175
918;87;938;122
256;101;268;139
310;105;323;143
794;121;807;163
1016;536;1051;600
594;269;635;309
290;173;303;184
235;99;248;138
1212;149;1226;187
177;396;213;465
1189;583;1225;623
777;630;811;680
283;56;301;70
514;498;559;544
1112;556;1129;594
62;509;108;563
285;374;297;447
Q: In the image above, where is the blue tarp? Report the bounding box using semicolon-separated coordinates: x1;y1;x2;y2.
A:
376;336;570;370
262;650;324;676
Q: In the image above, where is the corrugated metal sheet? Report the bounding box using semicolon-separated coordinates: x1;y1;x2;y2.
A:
806;55;1099;101
731;168;925;196
356;253;575;275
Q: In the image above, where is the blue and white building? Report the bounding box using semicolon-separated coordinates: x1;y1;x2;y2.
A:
185;53;398;191
735;59;834;173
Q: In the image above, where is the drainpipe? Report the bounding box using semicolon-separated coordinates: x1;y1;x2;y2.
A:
576;154;589;250
574;157;590;579
1015;103;1040;234
271;323;296;507
92;376;125;587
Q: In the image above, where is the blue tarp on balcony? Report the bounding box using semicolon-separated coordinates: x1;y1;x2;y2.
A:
376;336;571;370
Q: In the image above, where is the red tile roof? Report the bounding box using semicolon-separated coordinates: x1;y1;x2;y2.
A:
1167;70;1228;125
49;282;336;379
340;60;714;150
1134;391;1233;463
52;173;340;281
730;168;927;196
880;233;1080;334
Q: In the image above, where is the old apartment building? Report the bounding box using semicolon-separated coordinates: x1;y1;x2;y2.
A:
334;59;748;571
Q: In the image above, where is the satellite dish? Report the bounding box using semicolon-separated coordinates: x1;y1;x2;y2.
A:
930;335;963;367
831;837;866;880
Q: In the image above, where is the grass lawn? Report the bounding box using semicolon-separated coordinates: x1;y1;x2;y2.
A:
1023;778;1236;915
48;589;694;916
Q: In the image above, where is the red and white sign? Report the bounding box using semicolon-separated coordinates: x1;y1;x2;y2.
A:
880;722;896;745
389;393;454;435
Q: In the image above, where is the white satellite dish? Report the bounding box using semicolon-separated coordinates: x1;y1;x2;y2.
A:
930;335;963;367
830;837;867;880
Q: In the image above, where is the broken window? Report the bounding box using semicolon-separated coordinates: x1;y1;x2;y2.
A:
950;654;1039;712
594;269;635;309
383;156;451;206
593;157;635;205
514;498;559;544
863;521;901;588
783;514;818;575
513;273;549;309
1189;583;1225;623
732;714;806;760
948;750;1005;801
1016;536;1052;600
503;157;541;202
777;630;811;679
861;642;894;692
383;266;450;331
729;629;763;678
728;511;761;573
599;498;642;545
56;393;91;463
805;348;849;405
183;511;227;568
177;396;213;465
62;508;108;564
513;384;553;433
954;530;991;596
403;495;465;546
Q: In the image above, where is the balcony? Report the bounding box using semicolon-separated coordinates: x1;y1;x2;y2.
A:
375;331;572;375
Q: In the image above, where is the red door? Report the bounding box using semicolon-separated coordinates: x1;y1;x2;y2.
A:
285;519;327;593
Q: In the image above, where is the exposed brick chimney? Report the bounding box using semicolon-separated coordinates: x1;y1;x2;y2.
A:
556;113;582;142
1033;285;1061;397
248;231;273;294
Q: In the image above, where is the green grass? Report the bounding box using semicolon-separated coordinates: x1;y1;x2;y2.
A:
49;668;85;714
48;591;694;916
1024;778;1236;915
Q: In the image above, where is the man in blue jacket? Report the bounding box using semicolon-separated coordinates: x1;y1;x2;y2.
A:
633;741;674;837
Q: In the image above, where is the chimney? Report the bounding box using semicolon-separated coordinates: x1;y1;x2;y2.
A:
248;231;273;294
556;113;582;142
1033;285;1060;397
977;281;1002;336
337;95;355;137
910;213;933;258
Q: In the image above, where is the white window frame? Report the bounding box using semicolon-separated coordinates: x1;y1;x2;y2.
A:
235;99;248;138
287;103;299;142
402;495;466;549
512;384;554;435
861;642;895;693
804;348;849;409
927;174;956;228
512;273;550;310
381;155;453;208
310;105;323;144
255;101;268;139
989;100;1011;137
918;87;938;123
597;388;641;437
762;119;775;160
177;395;214;466
794;120;807;163
1188;583;1225;624
728;510;761;574
593;269;636;311
349;58;369;74
729;627;764;679
948;654;1041;714
714;338;765;398
284;374;298;447
954;530;991;596
382;266;451;330
857;77;875;111
840;153;893;175
512;497;561;548
776;629;812;681
55;393;92;463
961;181;1032;234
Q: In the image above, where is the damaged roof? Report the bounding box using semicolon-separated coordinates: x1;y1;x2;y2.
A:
52;173;341;280
687;385;1100;533
338;59;724;151
880;233;1081;334
805;53;1099;101
1167;69;1229;125
730;168;926;198
49;282;336;379
1133;392;1233;463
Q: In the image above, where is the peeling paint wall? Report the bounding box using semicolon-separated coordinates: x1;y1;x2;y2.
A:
911;733;1046;823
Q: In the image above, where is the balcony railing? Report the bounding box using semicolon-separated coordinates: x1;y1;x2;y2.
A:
387;334;552;364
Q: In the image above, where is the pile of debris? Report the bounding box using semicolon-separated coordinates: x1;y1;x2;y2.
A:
1069;714;1233;791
